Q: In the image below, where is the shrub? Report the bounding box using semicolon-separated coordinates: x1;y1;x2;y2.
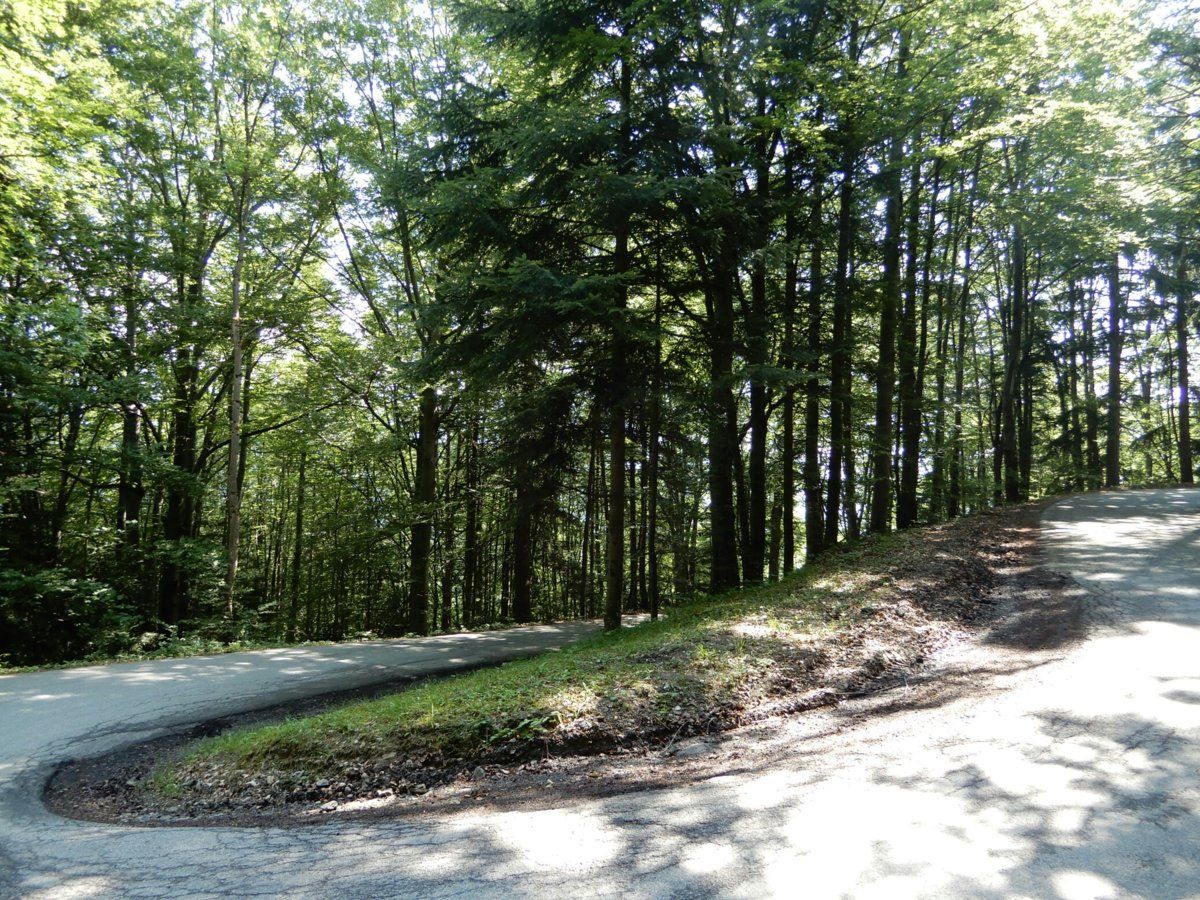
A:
0;566;137;666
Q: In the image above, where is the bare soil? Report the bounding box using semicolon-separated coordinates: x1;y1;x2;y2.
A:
43;502;1090;827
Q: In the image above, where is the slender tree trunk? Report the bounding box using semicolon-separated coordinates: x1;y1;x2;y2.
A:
803;153;825;560
870;125;905;532
708;240;741;590
824;140;856;548
1106;253;1124;488
948;243;970;518
159;274;203;626
224;205;248;618
768;497;782;581
1066;280;1085;487
897;159;922;528
781;153;799;573
745;87;770;583
627;452;639;608
734;442;749;577
409;386;438;635
441;501;455;632
1082;284;1101;486
463;421;480;627
929;176;958;520
117;270;143;553
1177;243;1194;484
286;449;305;642
606;54;631;629
513;481;533;623
648;282;662;619
606;296;628;625
1002;225;1026;502
1019;323;1034;495
637;414;649;609
580;415;598;617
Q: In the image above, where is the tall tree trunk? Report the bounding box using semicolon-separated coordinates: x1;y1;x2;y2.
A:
1082;284;1102;486
409;385;438;635
116;254;143;553
627;452;639;608
734;442;750;577
708;235;741;590
441;500;455;633
647;281;662;619
158;273;203;626
637;413;649;609
948;231;971;518
1019;327;1034;495
224;203;248;618
824;139;856;548
768;497;782;581
745;87;770;583
580;415;598;617
1066;279;1085;487
606;53;631;629
929;173;958;520
1002;224;1026;502
803;151;825;560
286;449;305;642
1106;253;1124;488
870;126;905;532
870;32;908;534
1177;242;1194;484
512;481;533;624
897;159;922;528
781;153;799;572
463;421;480;627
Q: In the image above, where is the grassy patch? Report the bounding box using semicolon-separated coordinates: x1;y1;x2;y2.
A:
177;526;948;788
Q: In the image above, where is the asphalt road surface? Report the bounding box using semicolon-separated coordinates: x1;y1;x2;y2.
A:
2;489;1199;898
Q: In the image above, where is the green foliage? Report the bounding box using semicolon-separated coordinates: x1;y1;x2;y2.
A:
3;0;1197;669
0;566;134;666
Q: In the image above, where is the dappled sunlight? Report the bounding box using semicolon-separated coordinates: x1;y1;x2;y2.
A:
270;488;1200;897
5;493;1200;897
1052;871;1121;899
490;807;620;871
680;840;737;875
21;876;117;899
731;769;801;812
0;621;604;763
760;779;1025;897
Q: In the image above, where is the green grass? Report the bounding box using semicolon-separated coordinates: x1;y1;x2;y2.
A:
180;531;914;780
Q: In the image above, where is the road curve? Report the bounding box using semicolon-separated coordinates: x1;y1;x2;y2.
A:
0;621;606;898
3;489;1200;898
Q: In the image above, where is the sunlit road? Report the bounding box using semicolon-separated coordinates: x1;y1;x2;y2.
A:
0;621;605;897
3;490;1200;898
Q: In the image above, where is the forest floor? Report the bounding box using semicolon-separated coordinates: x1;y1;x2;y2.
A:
45;501;1082;826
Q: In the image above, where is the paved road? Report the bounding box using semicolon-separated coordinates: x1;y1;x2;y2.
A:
3;489;1200;898
0;621;606;897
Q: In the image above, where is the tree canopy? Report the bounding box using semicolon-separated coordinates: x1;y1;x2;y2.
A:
1;0;1196;666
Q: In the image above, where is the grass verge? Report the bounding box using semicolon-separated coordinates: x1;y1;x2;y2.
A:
157;510;1008;814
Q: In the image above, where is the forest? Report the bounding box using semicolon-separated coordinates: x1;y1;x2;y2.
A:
0;0;1196;667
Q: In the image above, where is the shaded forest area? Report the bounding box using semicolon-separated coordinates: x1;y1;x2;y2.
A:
2;0;1198;666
